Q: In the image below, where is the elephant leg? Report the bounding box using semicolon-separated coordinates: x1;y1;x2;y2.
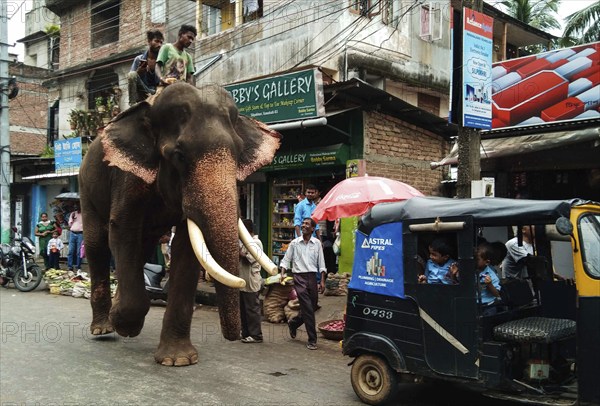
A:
83;211;113;336
155;223;200;366
108;218;154;338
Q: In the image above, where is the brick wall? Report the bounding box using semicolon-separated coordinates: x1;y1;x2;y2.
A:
59;0;164;70
363;111;450;196
8;80;48;129
8;63;49;155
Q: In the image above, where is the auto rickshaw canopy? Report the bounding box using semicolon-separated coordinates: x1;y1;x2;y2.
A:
360;197;596;232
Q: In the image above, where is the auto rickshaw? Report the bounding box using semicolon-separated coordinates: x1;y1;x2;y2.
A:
342;197;600;405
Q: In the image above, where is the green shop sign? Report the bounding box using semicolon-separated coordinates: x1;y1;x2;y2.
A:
225;68;325;123
262;144;349;171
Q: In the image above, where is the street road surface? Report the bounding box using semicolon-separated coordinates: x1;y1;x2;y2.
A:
1;287;520;405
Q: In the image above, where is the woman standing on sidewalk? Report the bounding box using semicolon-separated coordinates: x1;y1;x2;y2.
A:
35;212;57;270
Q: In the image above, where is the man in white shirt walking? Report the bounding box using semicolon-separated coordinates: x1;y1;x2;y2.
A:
280;218;327;350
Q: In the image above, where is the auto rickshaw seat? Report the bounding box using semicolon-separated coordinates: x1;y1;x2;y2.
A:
492;316;576;344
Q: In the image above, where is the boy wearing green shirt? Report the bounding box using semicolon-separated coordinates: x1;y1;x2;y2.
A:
156;24;197;85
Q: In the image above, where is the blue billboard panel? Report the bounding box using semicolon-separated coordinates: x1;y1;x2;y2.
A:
349;222;404;298
462;7;493;129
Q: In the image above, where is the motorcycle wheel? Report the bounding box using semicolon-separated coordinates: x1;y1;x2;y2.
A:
13;265;43;292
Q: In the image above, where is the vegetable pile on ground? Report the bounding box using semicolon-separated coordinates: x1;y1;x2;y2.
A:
321;319;345;331
44;269;117;298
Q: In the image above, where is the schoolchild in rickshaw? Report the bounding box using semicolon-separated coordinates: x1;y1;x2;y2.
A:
475;242;502;306
417;238;459;285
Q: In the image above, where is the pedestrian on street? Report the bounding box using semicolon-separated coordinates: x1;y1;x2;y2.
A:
279;217;327;350
35;212;57;270
67;204;84;272
293;184;320;239
239;219;264;344
47;231;64;270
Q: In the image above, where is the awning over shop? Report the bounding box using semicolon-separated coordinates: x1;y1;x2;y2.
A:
21;171;79;180
268;108;358;134
431;127;600;169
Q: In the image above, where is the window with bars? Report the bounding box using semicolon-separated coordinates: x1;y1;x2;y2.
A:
350;0;372;16
419;2;443;41
382;0;413;29
91;0;120;49
201;0;263;36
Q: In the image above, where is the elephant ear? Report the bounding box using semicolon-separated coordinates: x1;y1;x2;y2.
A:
101;102;159;184
235;115;281;181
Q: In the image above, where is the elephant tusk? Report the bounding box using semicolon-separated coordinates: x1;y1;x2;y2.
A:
187;219;246;289
238;219;278;276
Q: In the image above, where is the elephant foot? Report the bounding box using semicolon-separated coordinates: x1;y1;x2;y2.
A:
90;318;114;335
109;307;146;338
154;339;198;367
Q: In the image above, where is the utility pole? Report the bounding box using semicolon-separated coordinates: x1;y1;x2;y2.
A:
0;2;11;243
456;0;484;198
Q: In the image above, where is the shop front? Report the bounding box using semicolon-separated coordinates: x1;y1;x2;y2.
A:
225;68;361;271
260;143;351;268
226;69;455;274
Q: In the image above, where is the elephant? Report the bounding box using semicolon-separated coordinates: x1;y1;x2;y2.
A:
79;82;281;366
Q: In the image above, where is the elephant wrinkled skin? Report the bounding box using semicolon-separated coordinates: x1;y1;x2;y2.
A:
79;82;280;366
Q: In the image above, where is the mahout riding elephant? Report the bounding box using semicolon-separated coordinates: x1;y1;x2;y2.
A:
79;82;280;366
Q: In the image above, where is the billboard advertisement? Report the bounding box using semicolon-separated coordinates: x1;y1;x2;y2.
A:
349;223;405;299
492;42;600;128
462;7;494;130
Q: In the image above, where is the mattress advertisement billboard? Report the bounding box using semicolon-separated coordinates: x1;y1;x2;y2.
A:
492;42;600;128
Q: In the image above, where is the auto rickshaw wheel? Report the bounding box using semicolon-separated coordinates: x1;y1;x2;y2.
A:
350;354;398;405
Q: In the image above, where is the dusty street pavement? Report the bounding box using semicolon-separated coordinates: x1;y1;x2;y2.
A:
1;286;360;406
1;286;519;406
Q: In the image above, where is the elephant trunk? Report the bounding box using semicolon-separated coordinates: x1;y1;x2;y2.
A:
183;148;241;341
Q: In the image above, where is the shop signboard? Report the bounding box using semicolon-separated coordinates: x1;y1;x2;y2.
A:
462;7;493;129
349;223;405;298
225;68;325;123
262;144;349;171
54;137;82;174
492;41;600;128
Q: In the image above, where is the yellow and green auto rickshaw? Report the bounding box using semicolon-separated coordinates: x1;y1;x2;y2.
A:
343;197;600;405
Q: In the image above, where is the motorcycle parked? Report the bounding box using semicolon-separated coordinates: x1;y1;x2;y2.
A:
143;263;169;302
0;228;43;292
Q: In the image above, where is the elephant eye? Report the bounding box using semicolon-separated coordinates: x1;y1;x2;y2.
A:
173;150;186;164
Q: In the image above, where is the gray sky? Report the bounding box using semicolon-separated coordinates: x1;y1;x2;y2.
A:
5;0;597;61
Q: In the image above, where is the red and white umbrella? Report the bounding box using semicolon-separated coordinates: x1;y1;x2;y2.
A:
312;176;423;221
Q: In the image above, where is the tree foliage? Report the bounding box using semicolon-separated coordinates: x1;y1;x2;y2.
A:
561;2;600;45
500;0;561;31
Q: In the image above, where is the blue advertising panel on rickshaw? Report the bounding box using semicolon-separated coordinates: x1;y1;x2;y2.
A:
349;222;404;298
